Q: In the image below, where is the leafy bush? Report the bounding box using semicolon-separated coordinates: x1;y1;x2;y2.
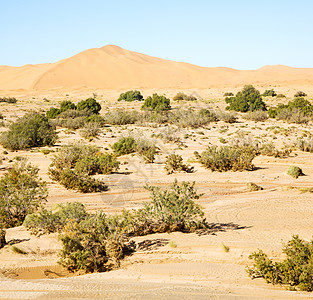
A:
287;166;303;179
0;161;47;228
118;90;143;102
173;92;197;101
294;91;307;97
225;85;267;112
164;154;194;174
112;137;136;156
141;93;171;112
105;110;139;125
24;202;87;236
195;145;256;172
1;112;57;150
77;98;101;114
247;235;313;291
46;107;61;119
262;89;277;97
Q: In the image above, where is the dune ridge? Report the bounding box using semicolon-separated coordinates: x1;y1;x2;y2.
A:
1;45;313;90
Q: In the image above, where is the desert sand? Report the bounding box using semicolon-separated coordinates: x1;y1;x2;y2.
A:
1;45;313;90
0;47;313;299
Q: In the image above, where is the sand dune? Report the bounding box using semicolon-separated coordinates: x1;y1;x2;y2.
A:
0;45;313;90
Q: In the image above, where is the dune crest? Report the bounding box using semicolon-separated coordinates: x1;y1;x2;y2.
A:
0;45;313;90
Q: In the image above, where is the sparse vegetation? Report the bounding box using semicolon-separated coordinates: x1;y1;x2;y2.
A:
105;110;139;125
247;235;313;291
243;110;268;122
164;153;194;174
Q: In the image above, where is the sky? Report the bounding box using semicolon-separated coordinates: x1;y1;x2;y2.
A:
1;0;313;69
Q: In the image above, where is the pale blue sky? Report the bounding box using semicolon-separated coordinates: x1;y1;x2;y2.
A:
1;0;313;69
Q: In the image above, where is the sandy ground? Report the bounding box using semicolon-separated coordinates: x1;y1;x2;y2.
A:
0;90;313;299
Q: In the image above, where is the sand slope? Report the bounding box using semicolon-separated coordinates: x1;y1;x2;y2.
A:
1;45;313;90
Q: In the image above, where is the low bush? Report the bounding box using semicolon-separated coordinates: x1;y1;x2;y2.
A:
243;110;268;122
195;145;256;172
77;98;101;114
276;93;286;98
24;202;87;235
296;137;313;153
215;110;238;123
294;91;307;97
247;182;262;191
118;90;143;102
141;93;171;112
225;85;267;112
0;97;17;103
173;92;197;101
262;89;277;97
223;92;234;97
135;137;157;163
112;137;136;156
247;235;313;291
105;110;139;125
287;166;303;179
0;161;47;228
80;123;101;141
1;112;57;150
172;109;218;128
164;154;194;174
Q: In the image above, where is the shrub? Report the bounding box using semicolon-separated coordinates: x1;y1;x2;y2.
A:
276;93;286;98
0;97;17;103
173;92;197;101
195;145;256;172
243;110;268;122
85;114;106;127
46;107;61;119
223;92;234;97
24;202;87;236
262;89;277;97
105;110;139;125
247;182;262;191
0;227;6;248
0;161;47;228
112;137;136;156
1;112;57;150
215;110;238;123
294;91;307;97
164;154;194;174
118;90;143;102
60;100;76;112
247;235;313;291
172;109;218;128
287;166;303;179
80;123;101;140
77;98;101;114
135;137;157;163
141;93;171;112
225;85;266;112
296;137;313;153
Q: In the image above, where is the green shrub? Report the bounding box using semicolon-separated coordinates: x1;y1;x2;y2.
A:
1;112;57;150
141;94;171;112
294;91;307;97
0;97;17;103
164;154;194;174
105;110;139;125
0;161;47;228
60;100;76;112
77;98;101;114
195;145;256;172
225;85;267;112
24;202;87;235
247;235;313;291
112;137;136;156
287;166;303;179
118;90;143;102
46;107;61;119
262;89;277;97
173;92;197;101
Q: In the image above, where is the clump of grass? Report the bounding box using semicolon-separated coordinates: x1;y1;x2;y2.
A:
287;166;303;179
222;243;230;253
169;240;177;248
247;182;263;191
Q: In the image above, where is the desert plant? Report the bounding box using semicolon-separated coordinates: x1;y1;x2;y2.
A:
80;123;101;140
294;91;307;98
222;243;230;252
24;202;88;236
172;109;218;128
243;110;268;122
296;137;313;153
164;153;194;174
276;93;286;98
223;92;234;97
247;182;262;191
118;90;143;102
105;110;140;125
60;100;76;112
0;161;48;228
1;112;57;150
173;92;197;101
112;137;136;156
141;93;171;112
262;89;277;97
225;85;266;112
11;245;27;254
77;98;101;114
0;97;17;103
287;166;303;179
46;107;61;119
247;235;313;291
135;137;157;163
195;145;256;172
215;110;238;123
